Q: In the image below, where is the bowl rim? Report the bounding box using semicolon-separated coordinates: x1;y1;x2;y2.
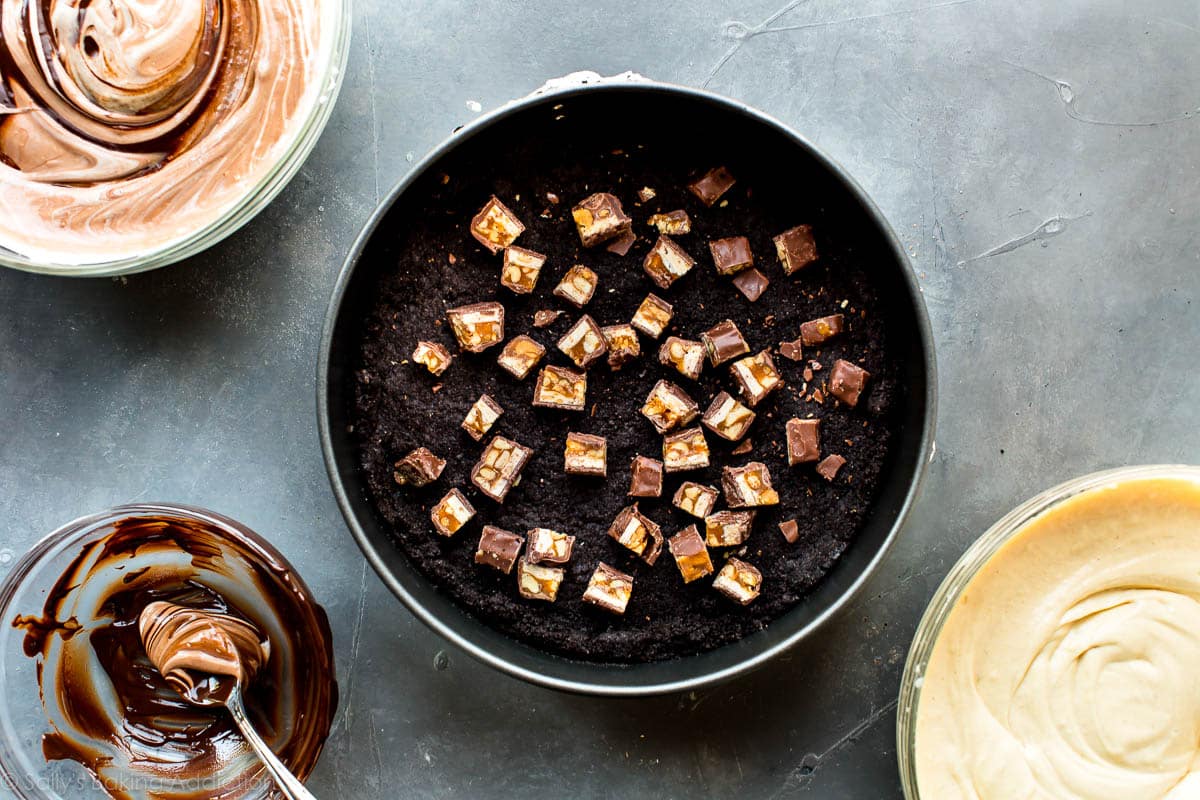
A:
317;78;938;696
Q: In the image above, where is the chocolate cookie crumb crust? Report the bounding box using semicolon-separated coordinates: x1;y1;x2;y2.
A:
350;135;901;664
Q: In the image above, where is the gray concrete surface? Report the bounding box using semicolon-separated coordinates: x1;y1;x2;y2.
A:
2;0;1199;796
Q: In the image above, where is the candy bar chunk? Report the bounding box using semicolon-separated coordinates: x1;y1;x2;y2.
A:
533;309;563;328
786;418;821;465
447;302;505;353
462;394;504;441
730;350;783;407
672;481;719;519
606;229;637;256
412;341;452;376
800;314;844;346
572;192;632;247
828;359;871;407
778;338;804;362
648;210;691;235
701;319;750;366
628;455;664;498
501;246;546;294
631;294;673;339
608;504;664;565
663;426;710;472
709;236;754;276
658;336;705;380
471;435;534;502
553;265;599;308
517;557;564;602
732;268;769;302
393;447;446;487
564;432;607;477
779;519;801;545
773;224;818;274
532;365;587;411
704;510;755;547
668;525;714;584
557;315;608;369
816;454;847;481
637;186;657;202
431;488;475;537
475;526;524;574
602;324;640;370
497;334;546;380
701;391;756;442
731;439;753;456
471;195;525;254
643;235;695;290
722;462;780;508
527;527;576;565
582;563;634;614
641;380;700;434
713;558;762;605
688;166;735;206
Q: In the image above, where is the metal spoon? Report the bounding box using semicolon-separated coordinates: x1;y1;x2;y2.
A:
222;684;317;800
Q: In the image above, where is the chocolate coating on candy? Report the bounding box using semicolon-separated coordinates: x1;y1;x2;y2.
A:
730;350;784;407
475;526;524;574
709;236;754;276
712;558;763;605
554;265;599;307
732;268;770;302
572;192;632;247
800;314;844;346
564;432;607;477
431;488;476;536
643;235;695;289
412;340;453;376
501;246;546;293
722;462;781;508
631;293;673;339
688;166;736;206
608;504;664;565
705;510;755;547
659;336;706;380
462;394;504;441
779;519;801;544
471;196;525;253
828;359;871;407
526;528;576;565
663;426;711;472
628;455;664;498
557;315;609;369
447;302;505;353
673;481;719;518
786;418;821;465
817;454;847;481
667;525;714;583
641;380;700;434
602;324;641;369
702;391;756;442
393;447;446;487
701;319;750;366
773;224;818;274
582;563;635;614
533;365;587;411
471;436;534;502
497;335;546;380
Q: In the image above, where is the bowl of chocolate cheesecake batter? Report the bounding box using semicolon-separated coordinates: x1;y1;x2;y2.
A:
0;0;351;276
0;504;337;800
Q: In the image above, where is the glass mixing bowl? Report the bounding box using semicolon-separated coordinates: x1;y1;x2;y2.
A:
896;464;1200;798
0;504;337;800
0;1;352;278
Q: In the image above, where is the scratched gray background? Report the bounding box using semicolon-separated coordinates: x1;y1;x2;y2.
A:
2;0;1199;796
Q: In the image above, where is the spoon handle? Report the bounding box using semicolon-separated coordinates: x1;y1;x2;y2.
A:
227;689;319;800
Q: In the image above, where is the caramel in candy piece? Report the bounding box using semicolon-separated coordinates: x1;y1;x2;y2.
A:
631;294;673;339
672;481;718;519
412;340;452;376
582;562;634;614
553;265;599;308
663;426;710;472
532;366;587;411
641;380;700;434
722;462;780;508
497;335;546;380
447;302;505;353
471;195;525;254
501;246;546;294
462;394;504;442
517;557;563;602
431;488;475;537
668;525;714;584
572;192;632;247
713;557;762;605
564;432;607;477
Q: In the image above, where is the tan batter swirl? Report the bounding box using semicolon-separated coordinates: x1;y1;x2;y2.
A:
0;0;331;264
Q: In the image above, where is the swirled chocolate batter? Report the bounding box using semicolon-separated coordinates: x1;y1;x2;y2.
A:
0;0;331;264
13;514;337;800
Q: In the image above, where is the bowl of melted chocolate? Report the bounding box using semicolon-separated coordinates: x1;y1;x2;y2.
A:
0;504;337;799
320;81;936;695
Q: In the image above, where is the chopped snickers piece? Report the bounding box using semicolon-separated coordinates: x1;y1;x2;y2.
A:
471;195;525;254
553;265;599;307
606;229;637;256
564;432;607;476
475;526;524;573
816;454;847;481
500;246;546;294
731;438;753;456
582;563;634;614
688;166;736;206
648;210;692;235
607;504;664;565
637;186;657;202
658;336;706;380
828;359;870;407
517;557;564;602
470;435;533;502
713;558;762;605
722;462;780;507
701;391;756;441
533;309;563;328
778;338;804;362
601;324;640;370
526;528;575;565
628;455;664;498
730;350;783;407
773;224;818;274
672;481;719;519
732;268;770;302
779;519;801;545
667;525;714;584
701;319;750;366
631;293;673;339
431;488;475;537
643;235;695;289
393;447;445;487
447;302;505;353
663;426;711;472
557;315;608;369
572;192;632;247
786;418;821;465
800;314;844;346
709;236;754;276
462;394;504;441
496;335;546;380
641;380;700;434
704;510;755;547
412;341;452;376
532;365;587;411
